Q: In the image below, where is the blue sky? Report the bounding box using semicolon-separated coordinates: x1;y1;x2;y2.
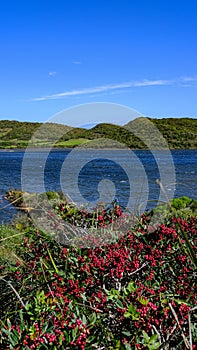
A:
0;0;197;126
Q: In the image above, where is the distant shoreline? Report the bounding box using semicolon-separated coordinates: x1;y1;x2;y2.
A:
1;117;197;150
0;147;197;152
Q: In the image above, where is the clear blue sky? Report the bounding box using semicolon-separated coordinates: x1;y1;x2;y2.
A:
0;0;197;126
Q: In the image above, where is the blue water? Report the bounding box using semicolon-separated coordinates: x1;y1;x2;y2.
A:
0;149;197;224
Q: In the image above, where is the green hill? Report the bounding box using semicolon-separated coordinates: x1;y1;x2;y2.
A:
0;120;72;148
0;117;197;149
150;117;197;148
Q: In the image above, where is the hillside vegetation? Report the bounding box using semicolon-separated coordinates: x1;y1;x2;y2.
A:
0;117;197;149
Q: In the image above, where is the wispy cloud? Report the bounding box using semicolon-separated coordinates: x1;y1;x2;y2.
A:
72;60;82;65
179;76;197;82
48;71;57;77
178;76;197;87
31;76;197;101
32;79;171;101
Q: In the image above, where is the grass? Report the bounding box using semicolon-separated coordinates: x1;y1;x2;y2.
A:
0;225;26;264
55;138;91;148
0;197;197;349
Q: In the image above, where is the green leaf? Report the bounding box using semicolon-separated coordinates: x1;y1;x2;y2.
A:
149;334;158;343
89;312;97;325
6;318;12;330
128;303;136;313
75;306;80;316
149;344;160;350
59;334;63;346
127;281;136;293
122;330;132;336
82;314;87;325
19;310;24;333
142;330;150;343
115;299;123;309
47;247;59;274
8;330;19;347
174;298;190;305
139;296;149;306
80;293;87;302
71;326;78;340
114;340;121;349
124;343;132;350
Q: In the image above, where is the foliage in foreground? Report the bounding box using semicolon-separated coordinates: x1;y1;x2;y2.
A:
0;203;197;349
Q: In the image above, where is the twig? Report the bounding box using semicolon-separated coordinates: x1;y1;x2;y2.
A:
0;278;25;308
40;259;53;296
156;179;172;210
158;322;178;350
76;302;103;313
0;194;25;210
39;259;65;312
188;305;197;350
128;262;148;276
169;302;190;349
151;324;162;345
0;231;26;242
166;322;177;341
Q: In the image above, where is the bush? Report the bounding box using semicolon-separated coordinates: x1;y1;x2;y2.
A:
0;208;197;349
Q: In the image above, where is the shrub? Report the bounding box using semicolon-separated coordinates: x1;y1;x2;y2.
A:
0;209;197;349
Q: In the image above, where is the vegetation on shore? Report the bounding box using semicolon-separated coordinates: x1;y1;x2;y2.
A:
1;117;197;149
0;193;197;349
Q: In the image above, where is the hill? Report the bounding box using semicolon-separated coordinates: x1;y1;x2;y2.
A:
150;117;197;148
0;120;72;149
0;117;197;149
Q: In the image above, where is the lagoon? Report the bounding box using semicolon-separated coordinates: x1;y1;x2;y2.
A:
0;148;197;224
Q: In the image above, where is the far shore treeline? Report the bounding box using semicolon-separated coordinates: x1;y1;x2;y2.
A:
0;117;197;149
